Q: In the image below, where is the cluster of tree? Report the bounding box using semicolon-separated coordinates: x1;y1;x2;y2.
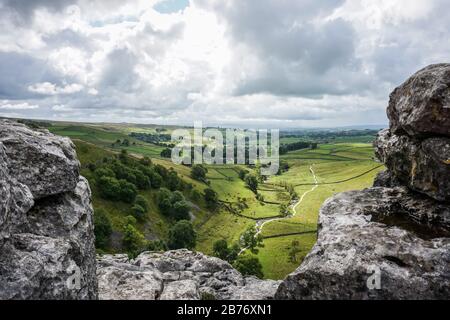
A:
112;138;136;148
121;215;197;259
279;141;317;155
280;129;380;143
92;150;184;204
130;132;172;146
157;188;191;221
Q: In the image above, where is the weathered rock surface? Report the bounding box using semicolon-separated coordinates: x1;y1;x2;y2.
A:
276;187;450;300
387;63;450;137
0;120;97;300
97;250;280;300
375;129;450;202
0;120;80;199
373;170;401;188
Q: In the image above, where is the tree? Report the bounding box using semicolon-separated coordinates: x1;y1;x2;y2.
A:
95;167;115;181
122;216;147;259
241;226;264;254
134;195;149;211
167;170;182;191
131;204;146;221
118;180;138;203
94;209;112;249
245;174;258;193
172;200;190;221
97;176;121;200
134;169;151;190
119;148;129;163
160;148;172;158
168;220;197;250
288;240;302;263
191;164;208;181
279;204;289;217
150;172;163;189
233;255;264;279
190;189;201;201
212;240;240;264
238;169;249;180
140;156;152;166
171;191;184;203
157;188;173;215
204;188;218;209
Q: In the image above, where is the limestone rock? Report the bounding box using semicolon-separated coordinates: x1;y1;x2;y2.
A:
276;187;450;300
0;120;80;199
0;120;97;300
375;128;450;202
97;250;280;300
160;280;200;300
387;63;450;137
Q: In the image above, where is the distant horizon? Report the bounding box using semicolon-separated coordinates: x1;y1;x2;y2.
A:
2;115;387;131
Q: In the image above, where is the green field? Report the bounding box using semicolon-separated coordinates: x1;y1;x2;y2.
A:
46;121;382;280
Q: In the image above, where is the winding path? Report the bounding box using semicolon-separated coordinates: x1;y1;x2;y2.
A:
239;165;319;255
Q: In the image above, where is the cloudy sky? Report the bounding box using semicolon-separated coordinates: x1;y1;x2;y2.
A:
0;0;448;128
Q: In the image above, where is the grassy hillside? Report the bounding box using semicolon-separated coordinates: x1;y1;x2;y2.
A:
48;121;382;279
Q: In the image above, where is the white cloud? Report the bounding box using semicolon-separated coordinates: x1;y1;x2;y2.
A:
0;0;448;127
0;100;39;110
28;82;84;95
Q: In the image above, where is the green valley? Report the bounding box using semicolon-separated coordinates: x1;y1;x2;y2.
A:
42;120;384;280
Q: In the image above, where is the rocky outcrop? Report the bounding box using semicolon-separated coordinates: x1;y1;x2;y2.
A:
277;64;450;300
276;187;450;299
375;128;450;202
387;63;450;137
97;250;280;300
0;120;97;300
